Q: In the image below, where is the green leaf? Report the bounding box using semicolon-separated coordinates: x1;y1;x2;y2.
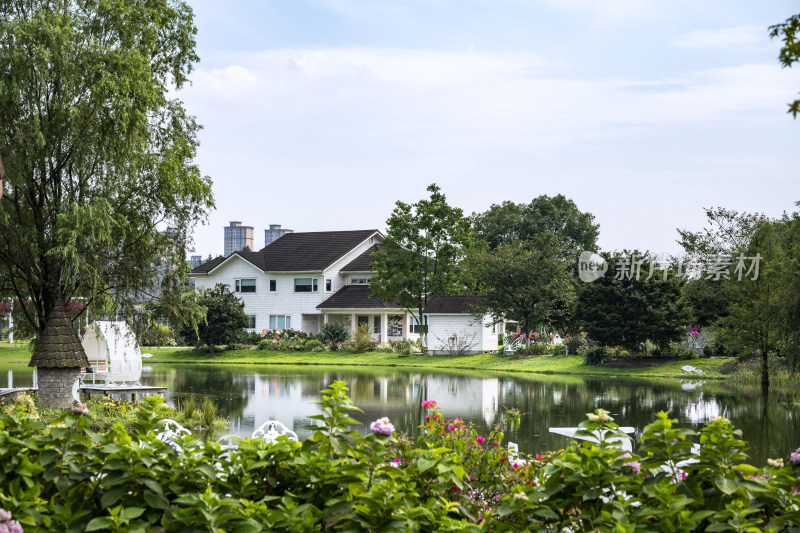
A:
120;507;145;521
714;475;739;495
417;458;436;473
143;491;170;510
100;486;126;508
85;517;113;531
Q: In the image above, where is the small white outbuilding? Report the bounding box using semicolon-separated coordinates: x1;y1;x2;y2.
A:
81;321;142;385
423;296;501;355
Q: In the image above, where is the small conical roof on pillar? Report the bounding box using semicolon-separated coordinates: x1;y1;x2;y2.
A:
29;295;90;368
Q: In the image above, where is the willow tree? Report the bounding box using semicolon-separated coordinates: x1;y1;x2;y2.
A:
0;0;213;338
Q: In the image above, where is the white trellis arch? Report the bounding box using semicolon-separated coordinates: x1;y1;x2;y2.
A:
80;321;142;385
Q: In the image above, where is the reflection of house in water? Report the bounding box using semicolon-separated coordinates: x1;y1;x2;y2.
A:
242;374;322;437
684;393;721;423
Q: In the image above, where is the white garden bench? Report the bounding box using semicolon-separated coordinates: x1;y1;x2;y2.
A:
252;420;298;443
681;365;706;376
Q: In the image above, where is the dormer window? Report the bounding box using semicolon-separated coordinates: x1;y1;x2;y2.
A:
351;277;370;285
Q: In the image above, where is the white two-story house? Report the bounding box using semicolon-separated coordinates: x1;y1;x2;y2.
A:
189;229;424;342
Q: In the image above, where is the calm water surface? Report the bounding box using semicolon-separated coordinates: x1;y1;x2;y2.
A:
3;364;797;464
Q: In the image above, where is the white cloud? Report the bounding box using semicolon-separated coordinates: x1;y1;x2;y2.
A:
671;26;766;49
181;47;800;256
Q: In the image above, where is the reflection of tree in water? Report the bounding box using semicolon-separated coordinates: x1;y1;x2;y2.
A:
148;365;800;464
149;365;253;421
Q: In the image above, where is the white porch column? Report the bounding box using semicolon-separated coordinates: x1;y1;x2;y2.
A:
380;312;388;343
323;313;328;324
8;312;12;343
351;313;357;335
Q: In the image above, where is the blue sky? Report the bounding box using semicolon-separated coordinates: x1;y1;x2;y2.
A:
182;0;800;258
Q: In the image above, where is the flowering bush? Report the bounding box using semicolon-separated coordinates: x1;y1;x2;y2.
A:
1;384;800;531
0;302;10;315
256;329;308;351
64;299;85;314
0;509;23;533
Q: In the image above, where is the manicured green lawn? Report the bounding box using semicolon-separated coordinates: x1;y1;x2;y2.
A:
0;342;34;363
143;346;732;379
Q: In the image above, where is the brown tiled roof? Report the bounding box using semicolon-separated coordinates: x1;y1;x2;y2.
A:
423;295;486;314
191;230;380;274
317;285;400;309
340;244;383;272
29;296;90;368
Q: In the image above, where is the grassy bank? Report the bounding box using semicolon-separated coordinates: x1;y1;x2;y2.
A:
0;342;33;363
145;346;732;379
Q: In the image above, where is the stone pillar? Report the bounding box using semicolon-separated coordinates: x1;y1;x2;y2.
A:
37;367;80;408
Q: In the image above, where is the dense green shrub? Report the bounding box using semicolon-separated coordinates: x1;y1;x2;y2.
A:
304;339;325;352
140;323;177;347
321;321;350;350
679;347;699;360
388;339;413;354
240;330;263;345
3;384;800;531
517;342;547;356
225;343;246;351
583;345;609;366
256;339;277;351
352;324;374;353
550;342;567;356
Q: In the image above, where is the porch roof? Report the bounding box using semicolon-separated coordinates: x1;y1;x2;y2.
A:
317;285;400;310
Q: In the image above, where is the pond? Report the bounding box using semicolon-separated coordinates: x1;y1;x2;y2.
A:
2;363;798;464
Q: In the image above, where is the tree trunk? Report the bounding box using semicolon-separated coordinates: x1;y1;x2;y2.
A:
761;330;769;395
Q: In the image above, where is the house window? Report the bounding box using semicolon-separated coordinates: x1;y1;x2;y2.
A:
235;278;256;293
409;316;427;334
270;279;276;292
294;278;318;292
325;278;332;291
351;277;370;285
248;315;256;329
388;315;403;337
269;315;291;329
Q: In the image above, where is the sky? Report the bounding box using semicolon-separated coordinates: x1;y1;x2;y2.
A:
180;0;800;259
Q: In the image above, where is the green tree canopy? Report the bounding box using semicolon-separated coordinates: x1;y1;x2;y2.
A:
770;13;800;117
468;233;576;337
0;0;213;338
472;194;599;255
575;253;689;352
370;184;473;345
192;284;248;350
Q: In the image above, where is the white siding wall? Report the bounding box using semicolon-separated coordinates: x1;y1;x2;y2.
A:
321;233;381;298
192;232;383;335
425;314;485;355
193;257;325;332
481;315;500;352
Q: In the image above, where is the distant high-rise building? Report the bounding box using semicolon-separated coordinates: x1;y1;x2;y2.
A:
188;255;203;268
224;221;254;256
264;224;294;247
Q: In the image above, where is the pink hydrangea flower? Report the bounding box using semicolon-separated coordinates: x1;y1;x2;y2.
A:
476;436;486;444
790;448;800;465
369;417;395;436
71;404;88;416
624;461;641;475
421;400;437;409
0;508;23;533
